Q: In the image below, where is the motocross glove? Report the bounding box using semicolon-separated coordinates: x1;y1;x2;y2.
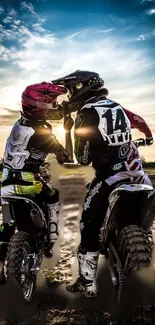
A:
56;150;73;165
146;137;154;146
63;114;74;133
61;99;83;113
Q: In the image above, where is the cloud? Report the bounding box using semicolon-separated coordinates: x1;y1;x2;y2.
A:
137;34;146;40
97;28;115;33
109;14;127;26
13;19;21;25
136;29;155;40
1;8;17;24
8;9;17;16
3;16;13;24
0;108;20;126
38;17;46;23
147;8;155;13
141;0;155;3
32;23;45;32
21;1;36;15
0;20;154;121
0;6;4;14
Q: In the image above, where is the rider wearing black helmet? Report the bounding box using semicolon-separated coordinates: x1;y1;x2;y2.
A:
52;70;153;297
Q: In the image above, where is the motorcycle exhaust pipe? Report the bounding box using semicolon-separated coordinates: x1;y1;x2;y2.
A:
30;208;45;228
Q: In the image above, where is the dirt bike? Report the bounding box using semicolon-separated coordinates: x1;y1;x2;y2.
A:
99;138;155;303
61;126;155;304
0;162;55;304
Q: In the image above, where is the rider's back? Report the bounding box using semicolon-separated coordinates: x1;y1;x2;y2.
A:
3;116;62;174
75;98;142;179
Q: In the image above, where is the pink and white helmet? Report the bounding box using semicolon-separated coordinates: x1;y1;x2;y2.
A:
21;82;67;120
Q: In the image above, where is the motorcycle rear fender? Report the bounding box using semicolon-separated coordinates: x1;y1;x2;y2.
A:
1;198;13;224
109;184;154;205
2;196;46;232
104;183;155;234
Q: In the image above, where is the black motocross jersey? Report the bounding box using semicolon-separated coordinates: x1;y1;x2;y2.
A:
74;98;142;179
3;117;65;173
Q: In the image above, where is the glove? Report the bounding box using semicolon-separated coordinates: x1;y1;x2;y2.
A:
62;100;83;113
63;114;74;133
56;150;73;165
146;137;154;146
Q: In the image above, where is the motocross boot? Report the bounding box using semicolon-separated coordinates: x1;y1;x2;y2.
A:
44;202;59;258
66;248;99;297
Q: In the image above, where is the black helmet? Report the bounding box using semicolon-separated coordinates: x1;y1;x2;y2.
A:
52;70;106;107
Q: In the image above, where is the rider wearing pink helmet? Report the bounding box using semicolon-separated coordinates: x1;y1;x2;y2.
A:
1;82;71;258
21;82;65;121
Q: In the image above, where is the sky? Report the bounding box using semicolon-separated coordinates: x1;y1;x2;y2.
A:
0;0;155;160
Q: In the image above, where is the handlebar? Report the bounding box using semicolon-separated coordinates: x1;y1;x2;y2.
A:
133;138;146;148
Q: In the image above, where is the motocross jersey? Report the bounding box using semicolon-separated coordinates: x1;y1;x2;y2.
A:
3;116;65;174
74;97;152;180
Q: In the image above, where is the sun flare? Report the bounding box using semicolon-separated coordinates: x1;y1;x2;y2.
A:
54;124;66;136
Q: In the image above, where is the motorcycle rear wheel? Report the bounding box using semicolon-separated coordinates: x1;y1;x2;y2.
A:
5;231;36;304
118;225;153;276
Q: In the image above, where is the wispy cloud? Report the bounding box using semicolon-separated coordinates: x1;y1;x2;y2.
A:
137;34;146;40
38;17;46;23
32;17;47;32
109;14;127;26
32;23;45;32
141;0;155;3
0;6;4;14
97;28;115;33
0;2;154;133
2;8;17;24
8;9;17;16
0;23;154;113
21;2;36;15
137;29;155;40
0;108;20;126
0;0;154;160
3;16;13;24
147;8;155;13
13;19;21;26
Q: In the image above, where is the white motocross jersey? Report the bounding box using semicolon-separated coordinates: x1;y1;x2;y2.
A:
3;118;64;172
82;99;131;146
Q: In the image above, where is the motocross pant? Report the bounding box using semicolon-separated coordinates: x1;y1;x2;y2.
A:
67;171;153;296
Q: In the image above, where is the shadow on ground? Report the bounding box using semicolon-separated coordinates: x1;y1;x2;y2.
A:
1;255;155;324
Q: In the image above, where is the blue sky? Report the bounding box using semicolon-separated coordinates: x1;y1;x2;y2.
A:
0;0;155;160
0;0;155;120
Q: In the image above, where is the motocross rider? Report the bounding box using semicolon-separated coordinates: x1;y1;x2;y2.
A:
0;82;71;259
52;70;154;297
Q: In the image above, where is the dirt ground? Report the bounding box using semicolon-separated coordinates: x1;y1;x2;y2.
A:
1;157;155;324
